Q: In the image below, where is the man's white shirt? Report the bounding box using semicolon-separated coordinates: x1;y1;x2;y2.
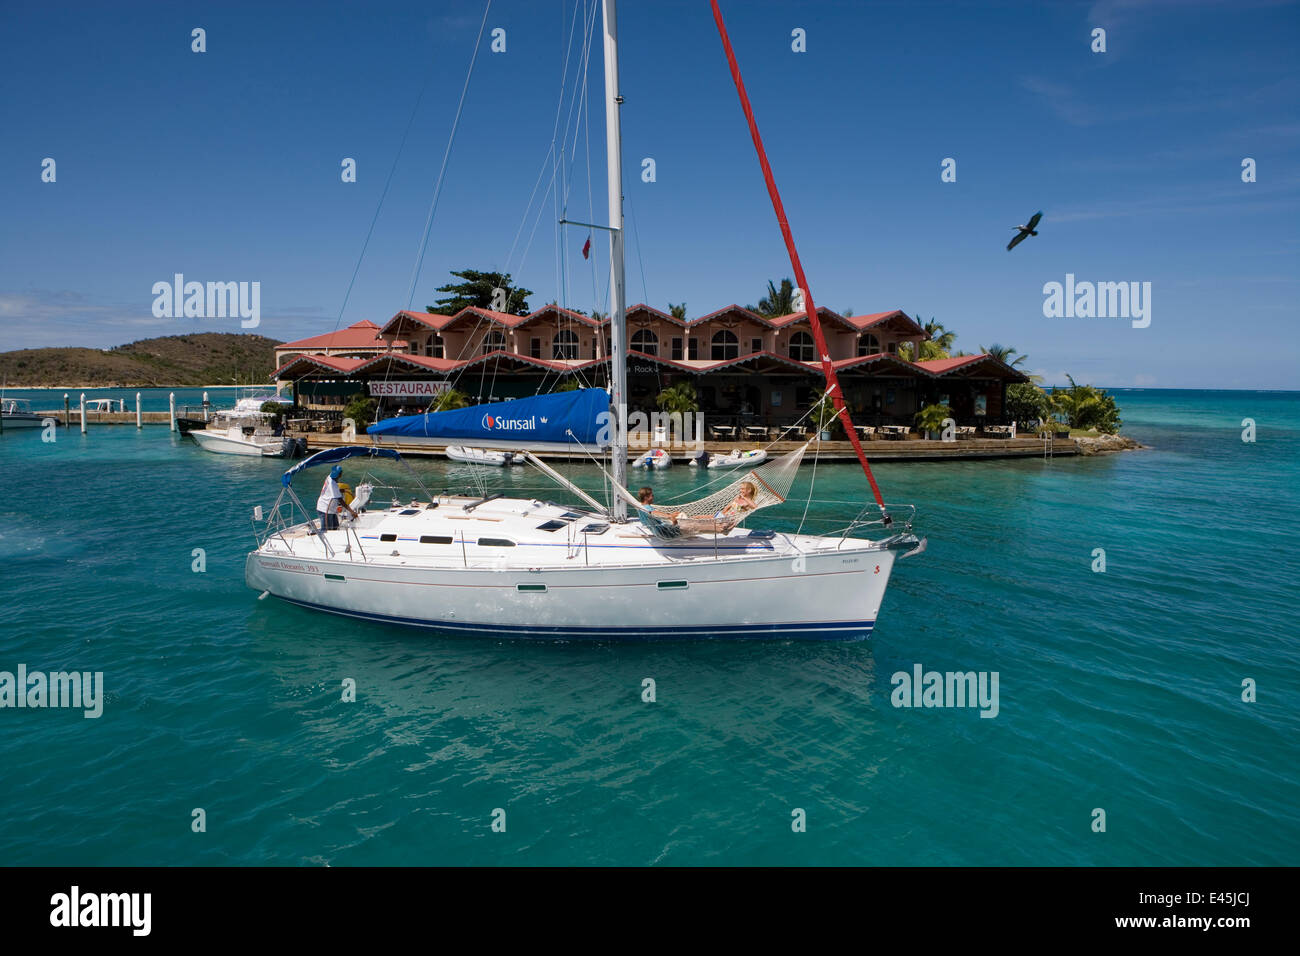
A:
317;475;341;513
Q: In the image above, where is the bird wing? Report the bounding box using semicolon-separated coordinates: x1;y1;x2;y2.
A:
1007;230;1027;251
1027;211;1042;230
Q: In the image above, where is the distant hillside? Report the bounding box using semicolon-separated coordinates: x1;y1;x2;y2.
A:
0;333;284;387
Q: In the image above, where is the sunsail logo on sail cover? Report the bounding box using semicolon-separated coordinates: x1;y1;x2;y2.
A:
481;413;539;431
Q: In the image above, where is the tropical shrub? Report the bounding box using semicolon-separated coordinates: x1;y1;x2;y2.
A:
1004;383;1051;425
656;381;699;414
914;403;953;437
343;393;377;433
430;388;470;412
1050;377;1122;434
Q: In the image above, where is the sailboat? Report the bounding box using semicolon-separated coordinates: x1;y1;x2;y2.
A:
244;0;924;640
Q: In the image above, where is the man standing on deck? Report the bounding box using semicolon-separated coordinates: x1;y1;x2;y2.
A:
316;464;356;532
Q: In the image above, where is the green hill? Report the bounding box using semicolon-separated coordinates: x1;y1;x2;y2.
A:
0;333;284;387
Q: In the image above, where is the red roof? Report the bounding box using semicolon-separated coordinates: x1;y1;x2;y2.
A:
278;320;406;351
912;355;990;374
383;305;599;335
272;354;368;377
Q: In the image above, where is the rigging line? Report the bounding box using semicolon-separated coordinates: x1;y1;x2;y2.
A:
507;0;584;274
626;192;650;308
709;0;888;517
403;0;494;312
797;432;821;536
558;0;599;220
332;57;437;336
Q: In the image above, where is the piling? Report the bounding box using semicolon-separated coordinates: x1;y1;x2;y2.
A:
169;392;176;432
79;393;86;434
136;392;142;429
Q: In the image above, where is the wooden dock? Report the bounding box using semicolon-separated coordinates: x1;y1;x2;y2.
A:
294;432;1077;462
34;411;173;425
24;413;1076;461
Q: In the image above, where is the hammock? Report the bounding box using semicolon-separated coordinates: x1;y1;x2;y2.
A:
615;443;809;538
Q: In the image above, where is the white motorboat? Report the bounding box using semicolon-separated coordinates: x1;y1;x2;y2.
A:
1;398;44;429
445;445;523;466
84;398;127;413
244;0;923;640
192;423;290;457
691;448;767;469
633;448;672;469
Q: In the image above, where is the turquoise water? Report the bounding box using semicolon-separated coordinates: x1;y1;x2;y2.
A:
1;390;1297;865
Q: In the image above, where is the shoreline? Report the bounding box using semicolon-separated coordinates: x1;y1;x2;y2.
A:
2;384;268;391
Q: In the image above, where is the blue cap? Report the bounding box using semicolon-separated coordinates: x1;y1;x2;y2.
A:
330;465;342;479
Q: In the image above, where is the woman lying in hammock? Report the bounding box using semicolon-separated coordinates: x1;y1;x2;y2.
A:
642;481;759;536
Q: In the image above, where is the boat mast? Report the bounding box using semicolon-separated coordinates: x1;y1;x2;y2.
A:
602;0;628;519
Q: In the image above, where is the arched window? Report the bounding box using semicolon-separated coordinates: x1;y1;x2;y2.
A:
711;329;739;360
631;329;658;356
481;330;506;354
552;328;579;360
788;331;815;362
425;334;444;358
857;333;881;356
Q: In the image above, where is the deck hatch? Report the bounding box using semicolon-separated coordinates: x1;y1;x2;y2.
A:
580;523;609;534
536;520;568;532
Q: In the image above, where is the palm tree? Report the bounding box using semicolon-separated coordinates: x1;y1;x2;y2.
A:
898;317;956;362
751;279;796;317
980;343;1028;369
923;319;955;357
668;303;687;320
980;343;1043;382
655;381;699;414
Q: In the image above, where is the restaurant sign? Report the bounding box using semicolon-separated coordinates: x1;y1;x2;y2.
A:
367;381;450;398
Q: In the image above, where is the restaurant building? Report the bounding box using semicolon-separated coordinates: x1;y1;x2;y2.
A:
273;304;1029;430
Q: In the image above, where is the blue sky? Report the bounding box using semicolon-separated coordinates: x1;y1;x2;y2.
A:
1;0;1296;388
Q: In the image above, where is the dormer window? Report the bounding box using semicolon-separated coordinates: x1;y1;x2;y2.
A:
788;331;815;362
857;333;881;356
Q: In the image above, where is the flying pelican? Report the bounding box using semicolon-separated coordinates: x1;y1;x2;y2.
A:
1007;211;1043;251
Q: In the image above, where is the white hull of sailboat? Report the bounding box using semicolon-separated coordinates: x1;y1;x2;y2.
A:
245;493;908;640
246;545;895;640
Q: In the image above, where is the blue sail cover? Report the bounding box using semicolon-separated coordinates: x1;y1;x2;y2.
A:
366;388;610;447
281;446;404;487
